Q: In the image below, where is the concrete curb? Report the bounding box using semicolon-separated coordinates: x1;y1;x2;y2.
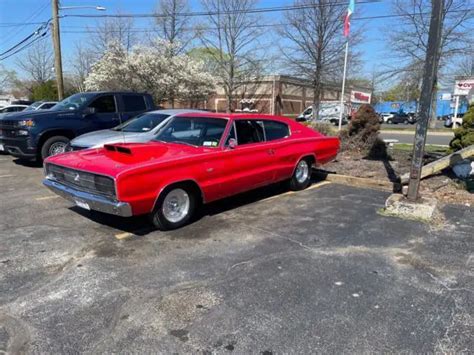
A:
313;169;401;192
380;130;453;136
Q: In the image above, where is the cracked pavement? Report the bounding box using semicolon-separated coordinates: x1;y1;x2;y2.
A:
0;154;473;353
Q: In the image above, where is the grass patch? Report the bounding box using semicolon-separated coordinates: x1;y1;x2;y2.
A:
393;143;449;154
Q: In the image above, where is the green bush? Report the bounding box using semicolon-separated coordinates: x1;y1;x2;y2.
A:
31;80;58;101
450;104;474;151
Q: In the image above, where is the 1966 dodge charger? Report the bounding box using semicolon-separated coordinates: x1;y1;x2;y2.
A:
43;113;340;230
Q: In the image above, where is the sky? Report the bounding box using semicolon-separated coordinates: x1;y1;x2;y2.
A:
0;0;441;89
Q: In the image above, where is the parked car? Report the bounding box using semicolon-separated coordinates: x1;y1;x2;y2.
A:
69;109;203;151
43;113;340;230
0;105;28;114
24;101;58;111
386;112;417;124
380;112;396;123
444;113;464;128
0;91;155;160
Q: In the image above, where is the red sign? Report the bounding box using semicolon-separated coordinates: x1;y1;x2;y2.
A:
351;90;371;103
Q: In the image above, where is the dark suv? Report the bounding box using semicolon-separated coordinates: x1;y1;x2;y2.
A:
0;92;155;160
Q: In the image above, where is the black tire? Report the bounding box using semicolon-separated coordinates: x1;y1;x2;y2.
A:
41;136;70;160
403;119;409;124
387;119;392;124
149;185;197;230
289;158;312;191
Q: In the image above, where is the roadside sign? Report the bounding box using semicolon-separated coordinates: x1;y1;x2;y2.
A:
454;77;474;96
350;90;371;104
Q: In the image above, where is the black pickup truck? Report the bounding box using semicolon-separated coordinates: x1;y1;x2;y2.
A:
0;91;155;161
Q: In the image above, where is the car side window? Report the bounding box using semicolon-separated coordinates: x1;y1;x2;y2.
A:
235;120;264;145
122;95;146;112
264;120;289;141
88;95;116;113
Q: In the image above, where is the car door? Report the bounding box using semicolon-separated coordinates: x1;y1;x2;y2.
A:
218;119;276;197
262;120;293;181
86;94;121;130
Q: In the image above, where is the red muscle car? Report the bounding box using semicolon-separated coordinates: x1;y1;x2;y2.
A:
43;113;339;230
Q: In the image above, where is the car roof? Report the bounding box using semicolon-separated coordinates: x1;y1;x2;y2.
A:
174;112;295;123
3;104;28;107
147;109;204;115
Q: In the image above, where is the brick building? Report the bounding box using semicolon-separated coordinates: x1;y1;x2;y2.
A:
174;74;372;116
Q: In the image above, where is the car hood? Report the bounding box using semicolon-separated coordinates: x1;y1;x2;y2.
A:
71;130;151;148
0;109;75;121
45;141;213;178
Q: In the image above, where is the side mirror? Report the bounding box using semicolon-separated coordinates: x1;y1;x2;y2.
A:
83;107;96;116
228;138;237;149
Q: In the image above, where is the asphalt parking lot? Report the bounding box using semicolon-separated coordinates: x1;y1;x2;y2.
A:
1;154;473;353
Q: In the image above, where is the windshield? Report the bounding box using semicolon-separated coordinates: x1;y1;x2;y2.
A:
51;93;95;111
113;113;170;133
24;102;42;111
153;116;228;147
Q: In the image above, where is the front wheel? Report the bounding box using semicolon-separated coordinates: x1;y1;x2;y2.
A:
150;186;196;230
289;158;312;191
41;136;70;160
387;119;392;124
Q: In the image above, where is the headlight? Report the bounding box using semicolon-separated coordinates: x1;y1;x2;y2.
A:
18;119;35;127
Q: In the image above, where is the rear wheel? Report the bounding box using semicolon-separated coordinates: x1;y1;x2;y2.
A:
41;136;70;160
150;186;197;230
289;158;312;191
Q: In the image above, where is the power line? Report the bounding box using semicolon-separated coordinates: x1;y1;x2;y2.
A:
0;0;49;47
0;29;50;61
0;21;51;57
58;8;474;34
0;0;381;27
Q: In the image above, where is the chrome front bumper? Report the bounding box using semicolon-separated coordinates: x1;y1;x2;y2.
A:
43;178;133;217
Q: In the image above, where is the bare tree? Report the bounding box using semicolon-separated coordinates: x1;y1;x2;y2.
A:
88;16;137;55
152;0;193;54
279;0;361;120
0;65;17;94
16;40;53;84
387;0;473;124
199;0;264;113
69;44;96;92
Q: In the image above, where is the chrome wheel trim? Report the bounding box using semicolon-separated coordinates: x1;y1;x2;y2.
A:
162;188;190;223
295;160;309;184
49;142;67;156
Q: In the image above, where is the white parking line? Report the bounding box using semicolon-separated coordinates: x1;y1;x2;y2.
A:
35;195;60;201
261;181;332;202
0;175;14;178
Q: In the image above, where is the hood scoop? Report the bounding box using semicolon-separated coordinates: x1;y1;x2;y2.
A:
104;144;132;155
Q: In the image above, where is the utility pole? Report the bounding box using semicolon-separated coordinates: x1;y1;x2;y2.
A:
407;0;444;201
51;0;64;100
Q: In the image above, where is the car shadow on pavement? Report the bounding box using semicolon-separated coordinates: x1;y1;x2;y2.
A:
12;158;43;168
67;174;326;237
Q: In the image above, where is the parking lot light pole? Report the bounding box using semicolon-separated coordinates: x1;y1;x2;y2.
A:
407;0;444;201
51;1;106;101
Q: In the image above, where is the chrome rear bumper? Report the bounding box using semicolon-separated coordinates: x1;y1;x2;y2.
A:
43;178;133;217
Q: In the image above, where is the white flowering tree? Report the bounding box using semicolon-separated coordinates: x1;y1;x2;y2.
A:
85;39;215;106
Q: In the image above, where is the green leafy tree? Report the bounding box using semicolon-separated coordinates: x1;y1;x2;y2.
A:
450;104;474;151
31;80;58;101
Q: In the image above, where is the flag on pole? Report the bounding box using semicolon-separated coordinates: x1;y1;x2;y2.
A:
343;0;355;37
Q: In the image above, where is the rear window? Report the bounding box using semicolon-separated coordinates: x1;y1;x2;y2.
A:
264;120;289;141
123;95;146;112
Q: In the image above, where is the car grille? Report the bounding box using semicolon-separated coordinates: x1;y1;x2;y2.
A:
45;163;116;199
0;120;18;128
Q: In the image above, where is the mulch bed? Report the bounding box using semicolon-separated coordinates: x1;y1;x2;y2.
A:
323;150;473;207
